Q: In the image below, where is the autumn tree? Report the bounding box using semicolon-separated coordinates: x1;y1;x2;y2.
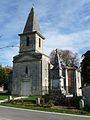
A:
50;49;79;67
81;50;90;86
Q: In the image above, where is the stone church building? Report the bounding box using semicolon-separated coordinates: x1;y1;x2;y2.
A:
12;7;50;96
12;7;82;97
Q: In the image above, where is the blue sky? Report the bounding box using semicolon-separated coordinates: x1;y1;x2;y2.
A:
0;0;90;66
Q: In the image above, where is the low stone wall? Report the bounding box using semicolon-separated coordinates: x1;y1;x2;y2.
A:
82;86;90;107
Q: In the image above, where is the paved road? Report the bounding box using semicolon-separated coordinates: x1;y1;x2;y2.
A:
0;106;90;120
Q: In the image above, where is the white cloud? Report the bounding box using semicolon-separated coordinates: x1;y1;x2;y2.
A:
44;29;90;55
0;0;90;66
0;47;19;66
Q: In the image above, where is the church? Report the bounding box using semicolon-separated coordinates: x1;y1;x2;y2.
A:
12;7;82;97
12;7;50;96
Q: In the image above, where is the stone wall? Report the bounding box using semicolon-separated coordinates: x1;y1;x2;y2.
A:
42;55;50;95
12;59;42;96
19;34;35;53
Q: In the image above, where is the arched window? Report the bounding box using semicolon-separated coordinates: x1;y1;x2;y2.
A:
39;38;41;47
25;66;28;74
26;37;29;46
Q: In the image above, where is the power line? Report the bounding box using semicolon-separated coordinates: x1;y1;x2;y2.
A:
0;45;19;49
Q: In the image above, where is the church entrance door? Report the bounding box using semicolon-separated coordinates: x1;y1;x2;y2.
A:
21;81;31;96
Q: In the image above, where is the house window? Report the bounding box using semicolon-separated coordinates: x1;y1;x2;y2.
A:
39;38;41;47
26;37;29;46
25;66;28;74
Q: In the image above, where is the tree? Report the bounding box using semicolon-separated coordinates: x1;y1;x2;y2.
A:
81;50;90;86
0;66;6;85
4;67;12;90
0;65;12;89
50;49;79;67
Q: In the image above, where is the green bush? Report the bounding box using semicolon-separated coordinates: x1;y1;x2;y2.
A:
69;96;82;108
42;94;50;103
54;97;66;106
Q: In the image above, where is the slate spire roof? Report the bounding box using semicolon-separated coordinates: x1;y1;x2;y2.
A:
23;7;42;34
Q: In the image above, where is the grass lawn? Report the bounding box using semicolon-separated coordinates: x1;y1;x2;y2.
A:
0;95;9;100
0;95;39;101
0;103;90;116
0;95;90;116
21;96;39;100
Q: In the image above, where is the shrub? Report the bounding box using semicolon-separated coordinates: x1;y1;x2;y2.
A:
47;100;54;107
54;96;66;106
42;94;50;103
69;96;82;108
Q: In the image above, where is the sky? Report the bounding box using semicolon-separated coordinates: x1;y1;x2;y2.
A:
0;0;90;66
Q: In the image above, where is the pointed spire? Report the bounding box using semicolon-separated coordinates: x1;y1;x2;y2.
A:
23;7;41;34
54;49;62;69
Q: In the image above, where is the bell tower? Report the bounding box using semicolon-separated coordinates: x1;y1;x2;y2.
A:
19;7;45;53
12;6;50;96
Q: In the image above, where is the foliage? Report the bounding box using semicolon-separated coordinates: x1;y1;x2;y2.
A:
55;97;66;106
40;99;54;108
11;99;36;105
69;96;82;108
50;49;79;67
81;50;90;85
0;65;12;89
46;100;54;107
42;94;50;103
0;95;9;100
0;66;6;85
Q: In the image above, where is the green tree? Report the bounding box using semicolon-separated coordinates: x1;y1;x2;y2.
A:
0;65;12;89
50;49;79;67
4;67;12;90
0;66;6;85
81;50;90;86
